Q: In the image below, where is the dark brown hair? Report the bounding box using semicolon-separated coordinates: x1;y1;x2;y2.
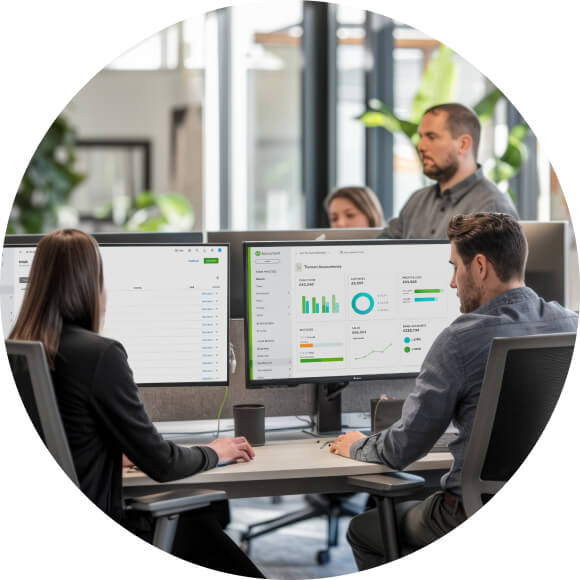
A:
423;102;481;160
9;229;104;366
324;186;385;227
447;213;528;282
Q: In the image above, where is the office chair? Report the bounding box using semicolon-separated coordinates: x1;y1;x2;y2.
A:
461;332;575;515
240;491;365;564
347;332;576;563
6;339;227;553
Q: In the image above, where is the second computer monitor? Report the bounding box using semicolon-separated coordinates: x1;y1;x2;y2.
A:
519;221;569;307
2;234;228;386
244;240;461;386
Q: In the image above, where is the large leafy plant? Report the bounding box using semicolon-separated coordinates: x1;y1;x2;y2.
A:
95;191;195;232
10;114;195;234
9;116;85;234
358;45;529;196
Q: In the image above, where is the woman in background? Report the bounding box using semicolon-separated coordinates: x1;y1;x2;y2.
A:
9;229;263;578
324;186;385;228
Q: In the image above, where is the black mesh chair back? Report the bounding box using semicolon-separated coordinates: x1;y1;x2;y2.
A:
462;332;576;516
6;339;79;486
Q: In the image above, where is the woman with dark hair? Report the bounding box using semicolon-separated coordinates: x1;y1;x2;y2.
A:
324;186;385;228
9;229;263;577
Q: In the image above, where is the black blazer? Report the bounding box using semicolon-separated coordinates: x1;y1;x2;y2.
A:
52;324;218;522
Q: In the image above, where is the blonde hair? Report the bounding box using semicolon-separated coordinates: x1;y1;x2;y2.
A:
324;186;385;227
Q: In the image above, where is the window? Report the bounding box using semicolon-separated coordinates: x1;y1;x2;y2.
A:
230;1;304;230
336;5;366;187
106;24;181;70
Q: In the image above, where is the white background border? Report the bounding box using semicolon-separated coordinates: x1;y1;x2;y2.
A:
1;1;577;578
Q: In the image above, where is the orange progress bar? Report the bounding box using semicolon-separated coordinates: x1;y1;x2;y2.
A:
300;343;314;348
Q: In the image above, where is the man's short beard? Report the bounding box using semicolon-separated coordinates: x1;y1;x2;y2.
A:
459;272;482;314
423;156;459;185
460;292;481;314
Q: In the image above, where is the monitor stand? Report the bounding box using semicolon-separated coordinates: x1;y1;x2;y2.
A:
310;382;350;435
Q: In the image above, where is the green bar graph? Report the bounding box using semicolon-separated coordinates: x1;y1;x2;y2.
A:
414;289;441;294
300;357;344;363
301;294;339;314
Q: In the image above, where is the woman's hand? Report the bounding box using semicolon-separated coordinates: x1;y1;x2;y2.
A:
207;436;255;464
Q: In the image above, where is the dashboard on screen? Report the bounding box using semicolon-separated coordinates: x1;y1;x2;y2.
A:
1;239;229;386
244;240;461;386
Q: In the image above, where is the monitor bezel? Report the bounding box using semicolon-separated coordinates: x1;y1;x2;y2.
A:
243;238;453;387
4;231;203;246
3;234;229;387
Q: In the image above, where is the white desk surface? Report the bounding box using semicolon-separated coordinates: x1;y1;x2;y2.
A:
123;435;452;498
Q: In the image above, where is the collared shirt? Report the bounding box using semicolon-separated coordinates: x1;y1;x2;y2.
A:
349;287;577;495
379;167;519;239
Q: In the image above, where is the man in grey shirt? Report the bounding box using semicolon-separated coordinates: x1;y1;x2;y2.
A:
380;103;518;239
330;213;577;570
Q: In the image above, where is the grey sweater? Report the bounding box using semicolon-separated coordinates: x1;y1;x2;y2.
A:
350;287;577;495
380;167;519;239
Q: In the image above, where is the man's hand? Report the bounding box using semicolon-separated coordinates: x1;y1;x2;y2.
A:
329;431;366;458
207;436;256;464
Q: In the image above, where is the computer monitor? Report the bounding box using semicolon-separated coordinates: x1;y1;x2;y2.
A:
208;228;382;318
244;239;460;387
1;233;229;386
519;221;569;307
4;231;203;246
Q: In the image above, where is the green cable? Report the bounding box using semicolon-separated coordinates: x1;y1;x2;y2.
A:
216;386;229;437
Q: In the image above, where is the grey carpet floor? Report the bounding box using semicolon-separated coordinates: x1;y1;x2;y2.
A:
226;494;364;580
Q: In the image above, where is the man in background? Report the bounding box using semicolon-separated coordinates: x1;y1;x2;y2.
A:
380;103;518;238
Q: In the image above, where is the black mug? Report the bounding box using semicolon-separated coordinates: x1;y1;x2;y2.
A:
233;404;265;446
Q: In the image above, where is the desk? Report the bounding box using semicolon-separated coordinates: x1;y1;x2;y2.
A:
124;436;452;499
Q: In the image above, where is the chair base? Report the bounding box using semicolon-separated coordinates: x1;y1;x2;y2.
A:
240;494;364;564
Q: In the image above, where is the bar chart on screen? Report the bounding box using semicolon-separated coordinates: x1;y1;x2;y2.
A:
400;273;450;316
296;322;346;374
296;273;345;320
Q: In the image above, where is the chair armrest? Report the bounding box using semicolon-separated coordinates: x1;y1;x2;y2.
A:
125;488;227;519
348;473;425;563
346;472;425;498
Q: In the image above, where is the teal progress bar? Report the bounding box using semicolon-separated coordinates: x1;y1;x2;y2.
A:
414;297;436;302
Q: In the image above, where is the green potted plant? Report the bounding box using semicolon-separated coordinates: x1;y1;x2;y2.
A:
95;191;195;232
8;115;85;234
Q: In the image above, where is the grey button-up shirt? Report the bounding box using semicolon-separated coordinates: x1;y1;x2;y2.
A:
349;287;577;495
379;167;519;239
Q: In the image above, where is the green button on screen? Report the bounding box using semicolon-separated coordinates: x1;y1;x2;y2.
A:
204;257;219;264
